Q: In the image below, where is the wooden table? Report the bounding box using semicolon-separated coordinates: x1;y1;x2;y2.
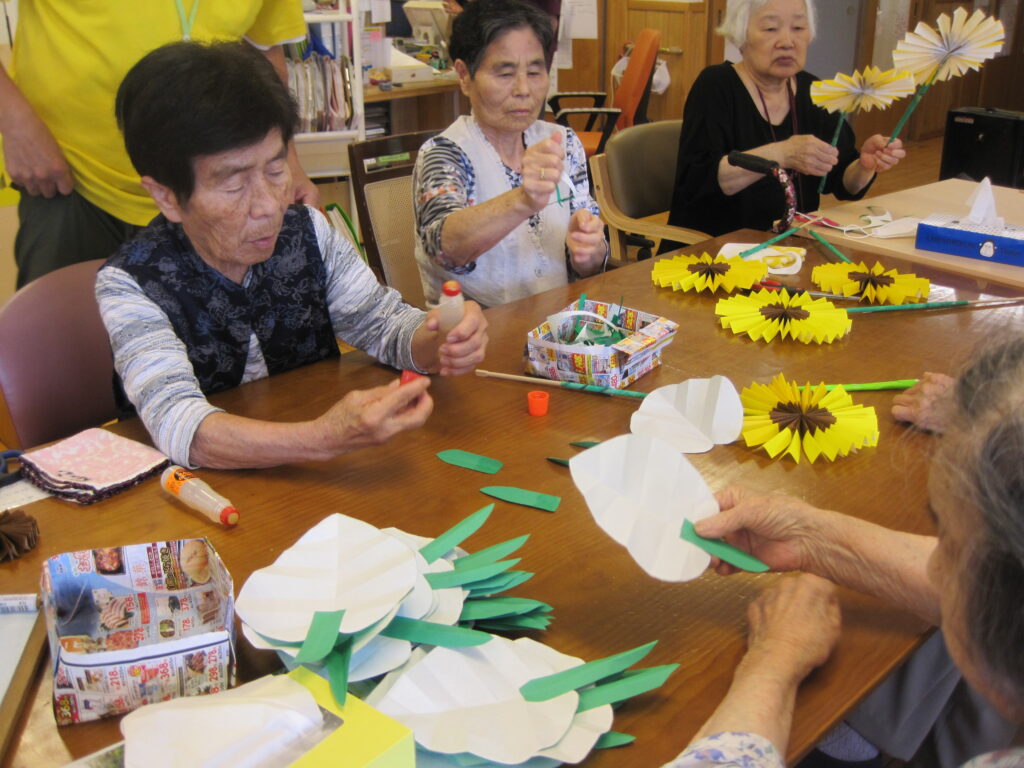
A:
5;230;1023;767
814;178;1024;290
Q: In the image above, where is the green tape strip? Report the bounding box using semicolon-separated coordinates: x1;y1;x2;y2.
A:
460;597;551;621
380;616;492;646
425;559;521;589
324;638;352;706
453;535;529;571
520;641;657;702
419;504;495;563
681;520;769;573
293;609;346;664
437;449;504;474
576;664;679;712
595;731;636;749
481;486;561;512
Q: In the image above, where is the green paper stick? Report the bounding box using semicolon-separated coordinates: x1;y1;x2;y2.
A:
809;228;853;264
436;449;503;474
380;616;492;646
481;486;561;512
576;664;679;712
547;456;570;467
419;504;495;563
520;641;657;702
561;382;648;399
888;76;936;145
817;112;847;194
425;558;522;589
467;570;534;596
798;379;919;392
570;440;601;448
293;609;346;664
460;597;551;621
453;535;530;571
323;638;352;706
845;299;1024;314
595;731;636;749
738;226;800;259
681;520;770;573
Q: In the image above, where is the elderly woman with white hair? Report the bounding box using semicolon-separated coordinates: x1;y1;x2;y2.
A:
662;335;1024;768
663;0;906;238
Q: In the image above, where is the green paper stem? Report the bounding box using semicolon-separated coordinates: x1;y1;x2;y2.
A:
888;76;935;145
481;486;561;512
846;300;966;313
546;456;571;467
739;226;801;259
380;616;492;646
808;229;853;263
426;558;522;589
798;379;919;392
436;449;503;474
453;534;529;571
293;609;346;664
817;111;847;194
681;520;769;573
520;641;658;702
561;382;648;399
595;731;637;749
324;638;353;706
419;504;495;563
459;597;551;621
576;664;679;712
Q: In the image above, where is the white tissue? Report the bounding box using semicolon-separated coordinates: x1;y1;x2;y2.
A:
966;177;1004;228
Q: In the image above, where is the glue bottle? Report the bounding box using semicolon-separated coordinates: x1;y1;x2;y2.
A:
161;466;239;526
437;280;465;337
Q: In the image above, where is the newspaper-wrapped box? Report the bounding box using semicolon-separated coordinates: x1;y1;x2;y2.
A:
40;538;235;725
525;299;678;389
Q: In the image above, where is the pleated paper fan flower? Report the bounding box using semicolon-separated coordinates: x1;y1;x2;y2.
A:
893;7;1004;84
810;66;916;114
715;289;852;344
652;252;767;294
741;375;879;463
812;261;930;305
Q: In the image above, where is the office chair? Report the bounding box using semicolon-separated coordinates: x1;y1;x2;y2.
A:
548;28;662;158
590;120;710;265
0;259;118;449
348;130;440;309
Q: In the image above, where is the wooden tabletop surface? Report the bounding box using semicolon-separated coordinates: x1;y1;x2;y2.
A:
814;178;1024;289
5;229;1023;768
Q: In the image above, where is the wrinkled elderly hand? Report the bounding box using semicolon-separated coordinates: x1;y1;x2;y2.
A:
2;100;74;198
318;376;434;452
891;372;954;433
858;134;905;174
744;574;841;684
778;134;839;177
520;132;565;213
567;209;606;275
429;300;489;376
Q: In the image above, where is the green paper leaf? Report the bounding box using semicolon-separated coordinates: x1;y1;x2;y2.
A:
381;616;492;646
323;638;352;706
520;641;657;702
680;520;769;573
453;534;529;571
595;731;636;749
474;615;552;631
467;570;534;597
294;609;346;664
425;559;521;589
481;486;560;512
459;597;551;621
437;449;503;474
546;456;570;467
576;664;679;712
570;440;601;448
419;504;495;563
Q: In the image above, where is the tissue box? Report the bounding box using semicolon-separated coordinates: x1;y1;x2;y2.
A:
524;300;678;389
41;538;235;725
915;214;1024;267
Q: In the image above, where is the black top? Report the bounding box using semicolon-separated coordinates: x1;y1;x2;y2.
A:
666;62;870;238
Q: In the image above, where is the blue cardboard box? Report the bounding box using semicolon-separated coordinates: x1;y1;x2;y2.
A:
915;214;1024;268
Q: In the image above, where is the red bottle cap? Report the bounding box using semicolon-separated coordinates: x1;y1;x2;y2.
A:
220;506;240;526
441;281;462;297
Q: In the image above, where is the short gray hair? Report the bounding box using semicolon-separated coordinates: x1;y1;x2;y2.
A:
716;0;817;49
941;335;1024;712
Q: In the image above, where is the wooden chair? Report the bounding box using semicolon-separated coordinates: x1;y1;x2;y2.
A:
590;120;710;265
548;28;662;158
0;259;118;449
347;130;440;309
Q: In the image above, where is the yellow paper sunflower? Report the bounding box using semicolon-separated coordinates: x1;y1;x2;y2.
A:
812;261;930;305
652;253;767;294
893;8;1005;84
715;289;852;344
741;375;879;463
810;66;916;114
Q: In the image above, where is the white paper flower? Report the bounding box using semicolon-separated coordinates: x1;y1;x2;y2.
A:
810;66;916;114
893;7;1004;84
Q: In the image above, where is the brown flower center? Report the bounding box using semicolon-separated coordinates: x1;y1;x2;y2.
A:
758;304;810;324
847;270;894;291
687;262;731;277
769;402;836;436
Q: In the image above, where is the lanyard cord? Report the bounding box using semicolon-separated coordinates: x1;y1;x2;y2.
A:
174;0;201;40
755;78;803;211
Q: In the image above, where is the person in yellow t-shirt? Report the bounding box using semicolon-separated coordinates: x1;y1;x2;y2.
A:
0;0;318;288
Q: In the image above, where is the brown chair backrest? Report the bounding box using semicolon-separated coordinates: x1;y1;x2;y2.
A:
613;28;661;131
348;130;440;309
0;259;117;449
